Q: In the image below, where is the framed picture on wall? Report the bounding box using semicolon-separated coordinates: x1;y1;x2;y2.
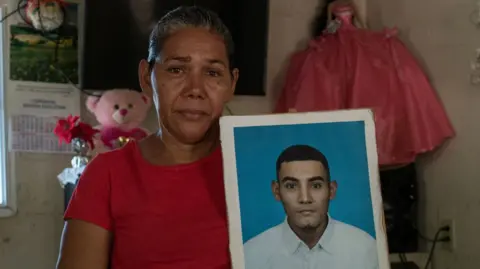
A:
219;109;390;269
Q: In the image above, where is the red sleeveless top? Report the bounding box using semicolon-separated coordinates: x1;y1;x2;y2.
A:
65;141;230;269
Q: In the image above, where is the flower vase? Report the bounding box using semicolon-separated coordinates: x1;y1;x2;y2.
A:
57;137;91;186
57;138;92;209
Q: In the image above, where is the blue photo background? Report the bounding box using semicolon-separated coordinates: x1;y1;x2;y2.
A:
233;121;376;243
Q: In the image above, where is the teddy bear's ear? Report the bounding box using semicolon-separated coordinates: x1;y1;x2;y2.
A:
141;93;152;106
86;95;101;113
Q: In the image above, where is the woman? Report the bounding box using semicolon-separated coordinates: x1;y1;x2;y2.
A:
56;6;239;269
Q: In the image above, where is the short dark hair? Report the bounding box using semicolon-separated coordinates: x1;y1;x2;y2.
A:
147;5;235;70
276;144;330;181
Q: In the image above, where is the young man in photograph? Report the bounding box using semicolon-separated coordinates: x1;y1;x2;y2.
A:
243;144;379;269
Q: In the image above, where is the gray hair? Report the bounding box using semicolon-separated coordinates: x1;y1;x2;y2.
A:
147;6;235;70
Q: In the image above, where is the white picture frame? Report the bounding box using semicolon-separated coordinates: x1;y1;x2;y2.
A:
220;109;390;269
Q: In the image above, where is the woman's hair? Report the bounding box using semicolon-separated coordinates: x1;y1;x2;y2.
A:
147;6;235;70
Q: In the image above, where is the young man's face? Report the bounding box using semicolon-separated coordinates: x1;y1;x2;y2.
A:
272;160;337;231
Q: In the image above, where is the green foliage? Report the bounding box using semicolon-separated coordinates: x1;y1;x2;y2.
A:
9;24;79;84
10;45;78;84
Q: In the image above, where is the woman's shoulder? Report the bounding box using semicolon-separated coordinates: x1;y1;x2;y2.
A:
88;140;139;168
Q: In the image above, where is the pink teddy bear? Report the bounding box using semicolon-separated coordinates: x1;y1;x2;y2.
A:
86;89;152;152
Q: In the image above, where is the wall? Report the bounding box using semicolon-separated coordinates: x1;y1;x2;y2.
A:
367;0;480;268
0;0;321;268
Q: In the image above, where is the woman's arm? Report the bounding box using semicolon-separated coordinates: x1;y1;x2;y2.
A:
56;220;112;269
56;152;114;269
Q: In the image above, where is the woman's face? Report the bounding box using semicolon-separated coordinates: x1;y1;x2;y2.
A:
139;27;239;144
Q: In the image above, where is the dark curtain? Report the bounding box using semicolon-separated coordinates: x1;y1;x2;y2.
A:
82;0;268;96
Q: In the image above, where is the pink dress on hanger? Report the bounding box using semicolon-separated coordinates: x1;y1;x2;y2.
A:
275;2;455;166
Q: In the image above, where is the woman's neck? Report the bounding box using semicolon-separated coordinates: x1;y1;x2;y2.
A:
161;136;219;164
145;123;220;165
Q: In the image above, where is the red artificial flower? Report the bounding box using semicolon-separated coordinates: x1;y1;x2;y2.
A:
54;115;79;144
75;122;100;149
53;115;99;150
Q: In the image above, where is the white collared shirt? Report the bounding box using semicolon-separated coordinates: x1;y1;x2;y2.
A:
243;217;379;269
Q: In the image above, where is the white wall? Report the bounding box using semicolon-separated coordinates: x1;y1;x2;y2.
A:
367;0;480;268
0;0;321;268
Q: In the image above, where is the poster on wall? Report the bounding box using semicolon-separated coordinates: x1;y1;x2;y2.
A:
3;0;82;153
8;1;80;85
219;109;390;269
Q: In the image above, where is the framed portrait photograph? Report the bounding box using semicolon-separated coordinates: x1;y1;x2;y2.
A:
220;109;390;269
